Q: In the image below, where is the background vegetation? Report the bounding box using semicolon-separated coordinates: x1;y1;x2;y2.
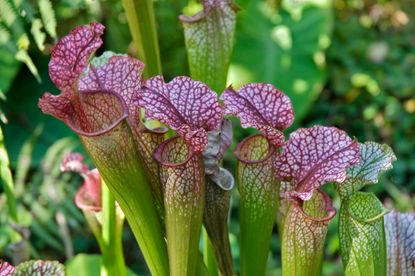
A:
0;0;413;274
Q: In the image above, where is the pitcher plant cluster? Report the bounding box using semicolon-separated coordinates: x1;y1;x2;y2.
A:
30;19;415;276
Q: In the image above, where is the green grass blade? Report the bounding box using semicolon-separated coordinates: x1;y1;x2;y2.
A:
121;0;162;77
0;126;17;223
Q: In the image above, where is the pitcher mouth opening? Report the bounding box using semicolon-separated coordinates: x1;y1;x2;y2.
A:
294;189;337;223
234;134;277;165
153;135;197;168
65;89;129;137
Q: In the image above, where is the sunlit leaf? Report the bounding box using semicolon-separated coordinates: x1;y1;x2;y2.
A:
0;0;17;28
38;0;57;39
30;18;46;51
230;0;333;121
66;254;137;276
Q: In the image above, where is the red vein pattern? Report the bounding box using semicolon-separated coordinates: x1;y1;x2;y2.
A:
139;76;223;152
179;0;238;92
235;134;280;275
61;152;102;212
39;23;169;275
79;54;144;125
154;136;205;275
12;260;65;275
275;125;360;201
49;22;104;91
0;261;14;276
39;90;128;136
282;189;336;275
79;52;166;214
385;210;415;276
221;83;294;146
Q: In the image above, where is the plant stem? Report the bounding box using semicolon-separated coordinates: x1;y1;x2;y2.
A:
0;127;17;222
121;0;162;77
0;127;20;242
101;182;126;276
203;228;218;276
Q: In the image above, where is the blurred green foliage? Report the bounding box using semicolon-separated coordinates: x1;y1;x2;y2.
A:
0;0;413;274
305;0;415;194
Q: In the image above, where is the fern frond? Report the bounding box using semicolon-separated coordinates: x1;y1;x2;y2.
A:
0;0;17;27
38;0;56;39
31;18;45;51
15;49;41;83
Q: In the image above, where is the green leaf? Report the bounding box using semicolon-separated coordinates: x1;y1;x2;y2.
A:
338;142;396;197
230;0;333;121
15;49;41;83
30;18;46;51
180;0;238;92
384;211;415;276
14;260;65;275
339;192;388;276
2;54;77;166
38;0;57;39
66;254;102;276
0;17;20;95
101;183;126;276
66;254;138;276
0;126;17;223
0;0;17;28
281;189;335;276
121;0;162;77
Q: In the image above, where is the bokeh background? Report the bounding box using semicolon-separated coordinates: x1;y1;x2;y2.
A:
0;0;414;275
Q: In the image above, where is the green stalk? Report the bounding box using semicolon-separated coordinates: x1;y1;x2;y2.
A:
0;127;17;222
0;127;20;242
101;182;126;276
203;228;218;276
121;0;162;77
